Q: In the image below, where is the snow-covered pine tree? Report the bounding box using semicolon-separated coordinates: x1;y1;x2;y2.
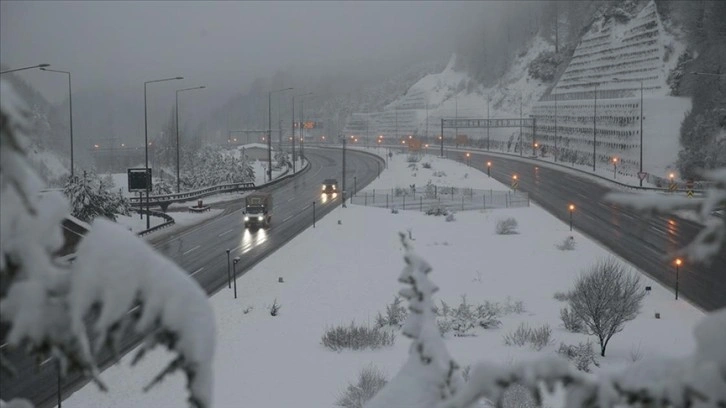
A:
366;233;463;408
152;177;173;195
1;80;216;408
274;149;289;169
63;170;119;222
238;155;256;183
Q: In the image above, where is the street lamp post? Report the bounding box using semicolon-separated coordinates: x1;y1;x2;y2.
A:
593;82;599;171
519;94;523;157
466;152;471;167
569;204;575;231
612;157;618;179
342;135;347;208
226;249;231;288
675;258;682;300
487;161;491;178
40;68;74;178
233;257;240;299
268;87;293;182
554;91;558;163
292;92;313;173
486;95;491;151
175;86;205;193
300;93;313;163
0;63;49;75
144;76;183;229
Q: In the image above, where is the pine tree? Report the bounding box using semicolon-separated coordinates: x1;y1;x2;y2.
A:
366;234;463;408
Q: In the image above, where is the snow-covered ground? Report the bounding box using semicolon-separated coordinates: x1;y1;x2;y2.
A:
63;151;704;407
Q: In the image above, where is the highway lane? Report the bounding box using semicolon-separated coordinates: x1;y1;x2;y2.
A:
446;149;725;312
0;147;383;407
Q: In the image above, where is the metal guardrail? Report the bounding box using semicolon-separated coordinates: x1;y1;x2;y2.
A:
129;182;257;206
137;209;175;236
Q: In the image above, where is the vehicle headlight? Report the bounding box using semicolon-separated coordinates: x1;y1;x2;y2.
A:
244;216;249;221
322;186;326;191
258;216;263;221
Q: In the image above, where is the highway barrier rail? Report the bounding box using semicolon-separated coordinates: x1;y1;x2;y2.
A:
129;181;257;209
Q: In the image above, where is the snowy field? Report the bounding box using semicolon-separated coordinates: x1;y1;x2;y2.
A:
63;151;704;408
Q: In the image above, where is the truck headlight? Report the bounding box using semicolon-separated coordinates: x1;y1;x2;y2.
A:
258;216;263;221
244;216;249;221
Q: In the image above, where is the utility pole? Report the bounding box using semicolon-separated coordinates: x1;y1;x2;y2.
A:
425;101;429;143
440;119;444;157
291;96;296;173
342;135;347;208
554;91;558;162
455;94;458;140
593;83;598;171
519;95;523;157
486;95;490;151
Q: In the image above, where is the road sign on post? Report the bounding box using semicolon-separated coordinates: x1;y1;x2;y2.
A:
668;182;677;192
127;168;152;193
637;172;648;181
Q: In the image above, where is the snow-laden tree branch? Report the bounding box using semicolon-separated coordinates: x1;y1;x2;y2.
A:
0;80;216;408
365;233;464;408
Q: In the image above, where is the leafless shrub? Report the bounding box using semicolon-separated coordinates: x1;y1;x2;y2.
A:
242;306;254;314
422;162;432;169
560;307;583;333
568;257;646;356
557;340;600;373
503;323;552;350
553;291;569;302
556;236;576;250
501;297;525;314
530;325;553;350
270;299;281;316
375;296;408;329
630;342;644;362
425;206;449;216
461;365;471;382
335;365;388;408
496;217;519;235
436;296;502;337
446;213;456;222
322;322;396;351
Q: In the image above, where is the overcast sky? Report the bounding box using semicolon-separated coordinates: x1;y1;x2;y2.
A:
1;1;490;103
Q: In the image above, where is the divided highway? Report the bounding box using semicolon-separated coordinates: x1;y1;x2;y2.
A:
3;145;723;407
0;147;383;407
454;149;725;312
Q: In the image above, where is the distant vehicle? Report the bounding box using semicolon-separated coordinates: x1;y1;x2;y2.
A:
322;178;338;195
244;192;272;228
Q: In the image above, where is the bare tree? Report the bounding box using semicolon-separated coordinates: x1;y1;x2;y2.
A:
568;258;645;357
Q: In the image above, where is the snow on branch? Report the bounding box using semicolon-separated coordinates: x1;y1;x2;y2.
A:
1;80;216;408
365;233;463;408
69;219;216;407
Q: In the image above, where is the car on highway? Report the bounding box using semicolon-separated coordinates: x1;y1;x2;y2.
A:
322;178;338;195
